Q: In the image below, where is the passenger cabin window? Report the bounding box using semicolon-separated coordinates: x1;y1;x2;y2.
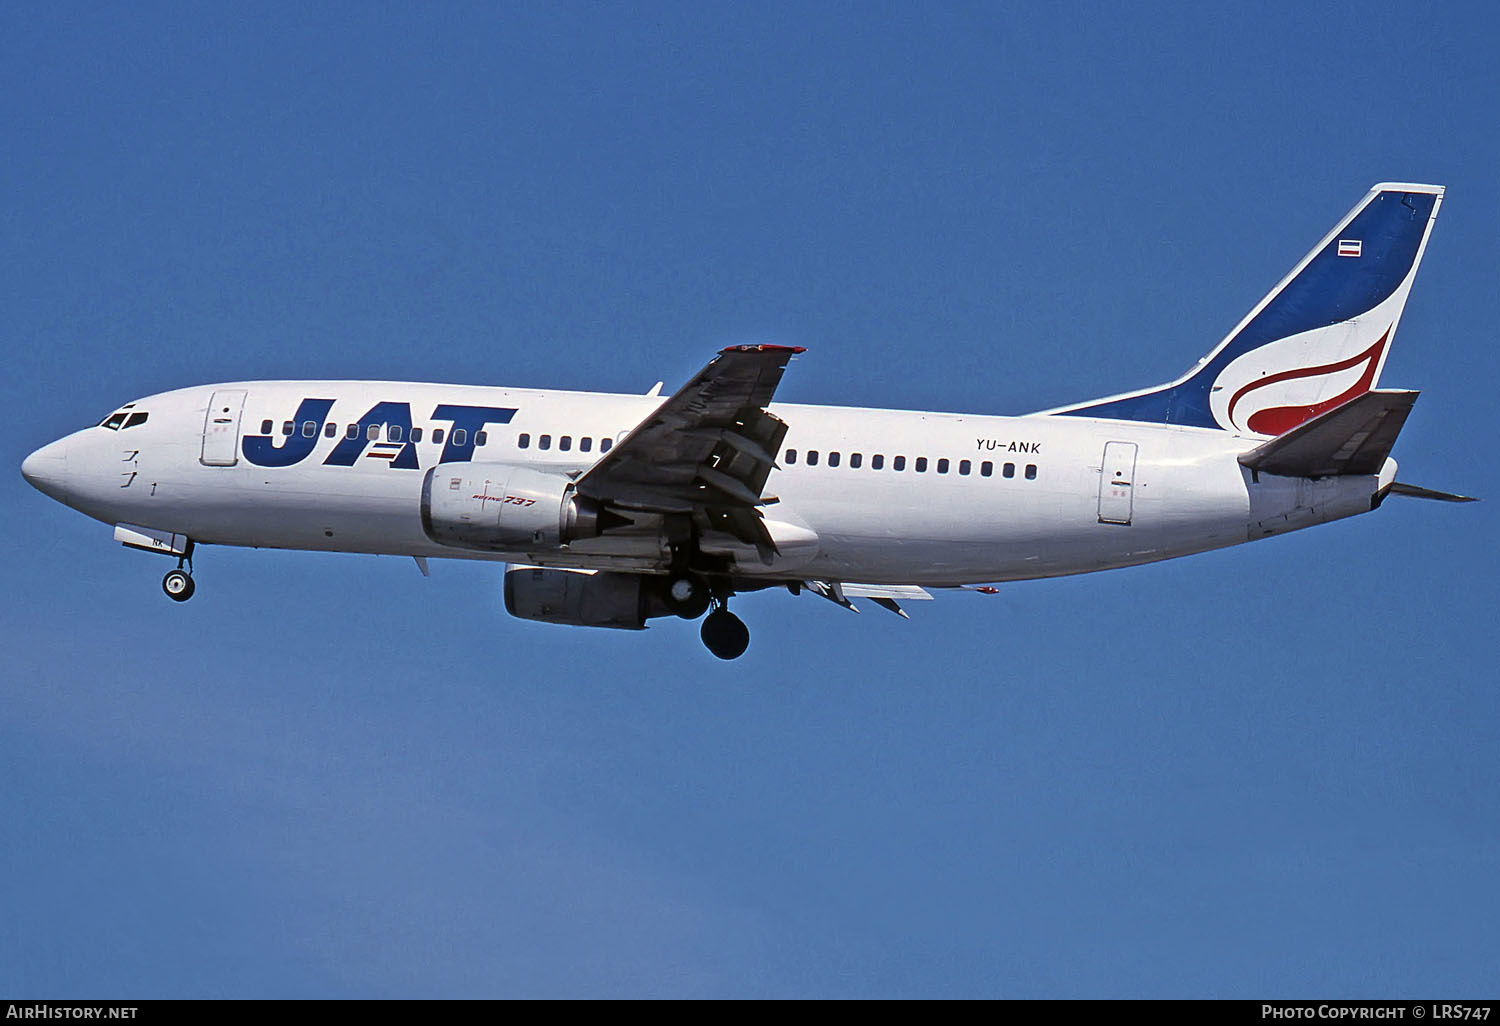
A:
785;449;797;465
1025;464;1038;480
432;428;444;445
388;425;402;442
828;452;840;467
302;420;317;437
807;450;819;466
366;424;380;441
580;437;592;452
850;453;862;469
559;435;571;451
518;433;531;449
539;434;551;450
1003;462;1015;478
600;438;612;452
476;431;488;446
452;428;467;446
324;422;336;438
872;454;884;470
894;456;906;471
411;427;423;442
915;457;928;473
261;419;273;434
937;458;949;474
959;459;971;476
282;421;294;436
346;424;359;440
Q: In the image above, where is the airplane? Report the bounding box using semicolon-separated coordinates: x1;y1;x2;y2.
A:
21;182;1475;659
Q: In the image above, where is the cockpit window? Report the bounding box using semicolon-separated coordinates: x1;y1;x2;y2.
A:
98;404;149;431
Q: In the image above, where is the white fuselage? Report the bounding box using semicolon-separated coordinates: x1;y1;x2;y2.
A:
27;380;1392;586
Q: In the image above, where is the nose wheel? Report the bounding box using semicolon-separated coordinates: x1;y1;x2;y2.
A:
162;568;195;602
161;544;196;602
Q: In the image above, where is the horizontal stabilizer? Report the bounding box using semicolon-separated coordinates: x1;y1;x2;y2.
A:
1238;389;1417;478
1386;481;1479;503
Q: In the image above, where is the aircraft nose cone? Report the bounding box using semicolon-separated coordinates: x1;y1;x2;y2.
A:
21;438;68;502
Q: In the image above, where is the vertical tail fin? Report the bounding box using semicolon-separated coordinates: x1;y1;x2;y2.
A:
1047;183;1444;435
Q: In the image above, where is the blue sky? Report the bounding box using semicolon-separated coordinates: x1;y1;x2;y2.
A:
4;2;1498;998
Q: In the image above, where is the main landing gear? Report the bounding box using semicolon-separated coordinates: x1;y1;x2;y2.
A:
700;600;750;660
663;523;752;658
662;573;713;620
660;570;749;659
161;547;196;602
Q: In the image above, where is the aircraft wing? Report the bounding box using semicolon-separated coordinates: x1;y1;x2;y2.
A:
575;345;804;559
802;580;934;618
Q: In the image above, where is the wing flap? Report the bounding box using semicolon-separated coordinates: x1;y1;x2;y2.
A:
839;583;935;601
801;580;933;617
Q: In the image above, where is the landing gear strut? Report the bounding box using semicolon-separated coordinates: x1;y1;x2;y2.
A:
665;531;748;658
700;601;750;660
161;545;196;602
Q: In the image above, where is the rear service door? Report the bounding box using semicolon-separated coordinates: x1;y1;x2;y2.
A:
1097;441;1138;525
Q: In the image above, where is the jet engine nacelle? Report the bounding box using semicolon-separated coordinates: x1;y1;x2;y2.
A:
421;464;603;552
504;565;673;630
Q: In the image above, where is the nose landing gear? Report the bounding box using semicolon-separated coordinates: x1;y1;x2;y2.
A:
162;568;195;602
161;544;196;602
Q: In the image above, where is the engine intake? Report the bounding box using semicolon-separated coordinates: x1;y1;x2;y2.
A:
421;464;603;552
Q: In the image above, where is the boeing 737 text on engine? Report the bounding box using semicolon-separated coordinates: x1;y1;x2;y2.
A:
22;183;1473;658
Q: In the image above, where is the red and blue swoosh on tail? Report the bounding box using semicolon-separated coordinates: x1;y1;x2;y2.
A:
1053;186;1439;435
1221;329;1388;436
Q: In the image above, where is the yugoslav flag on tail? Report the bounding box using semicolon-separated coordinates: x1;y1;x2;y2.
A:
1044;183;1444;435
